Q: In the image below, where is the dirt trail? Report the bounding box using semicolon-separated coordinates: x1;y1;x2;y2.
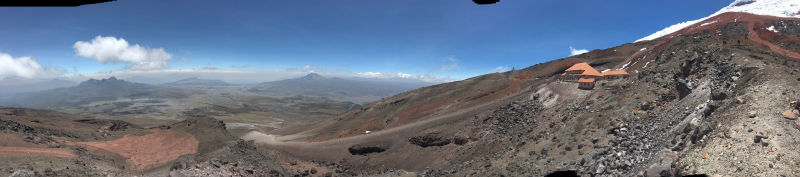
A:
0;133;76;158
0;147;75;158
244;78;544;162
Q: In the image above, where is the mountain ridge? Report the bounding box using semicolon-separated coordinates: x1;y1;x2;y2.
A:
8;77;202;109
248;73;433;104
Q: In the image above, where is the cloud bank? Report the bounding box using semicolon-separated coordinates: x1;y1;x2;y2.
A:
355;72;413;79
0;53;64;79
0;53;43;78
569;46;589;56
74;36;174;70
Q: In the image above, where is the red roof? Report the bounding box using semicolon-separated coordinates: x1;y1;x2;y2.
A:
578;78;595;83
602;70;629;76
565;62;593;71
565;62;602;77
582;68;603;77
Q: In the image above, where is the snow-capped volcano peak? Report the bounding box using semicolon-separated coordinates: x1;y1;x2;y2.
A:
636;0;800;42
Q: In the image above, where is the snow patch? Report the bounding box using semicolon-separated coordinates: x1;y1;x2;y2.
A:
620;60;632;70
700;20;718;26
639;48;647;51
767;25;779;33
636;0;800;42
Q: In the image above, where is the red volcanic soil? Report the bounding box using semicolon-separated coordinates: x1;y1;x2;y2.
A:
77;129;199;170
307;71;537;142
654;12;800;59
0;133;75;158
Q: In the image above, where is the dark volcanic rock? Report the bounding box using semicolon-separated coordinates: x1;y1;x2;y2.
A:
453;135;469;145
690;122;713;144
348;145;386;155
711;90;728;100
409;132;451;147
676;82;692;99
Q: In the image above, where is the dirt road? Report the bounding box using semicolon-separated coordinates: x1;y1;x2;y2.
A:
243;78;545;162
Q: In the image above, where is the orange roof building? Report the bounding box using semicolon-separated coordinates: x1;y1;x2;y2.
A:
601;70;629;76
561;62;602;82
601;70;629;80
577;78;595;83
577;78;595;90
561;62;629;90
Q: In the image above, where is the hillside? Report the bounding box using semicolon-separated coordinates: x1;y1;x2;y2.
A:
248;7;800;177
248;73;433;104
0;107;287;176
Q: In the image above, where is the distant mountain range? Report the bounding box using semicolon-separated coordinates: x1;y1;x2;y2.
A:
0;74;433;109
6;77;202;109
247;73;434;104
163;77;232;87
0;77;76;95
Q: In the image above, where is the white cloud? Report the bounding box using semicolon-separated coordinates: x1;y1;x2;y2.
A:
489;66;510;73
0;53;64;79
355;72;383;77
353;71;447;82
355;72;415;79
569;46;589;56
0;53;42;78
73;35;174;70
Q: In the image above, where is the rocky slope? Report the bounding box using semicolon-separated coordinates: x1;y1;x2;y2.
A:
252;9;800;177
0;107;288;176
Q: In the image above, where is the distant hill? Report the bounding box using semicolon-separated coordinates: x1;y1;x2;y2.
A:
9;77;203;109
0;77;76;95
164;77;232;87
247;73;433;104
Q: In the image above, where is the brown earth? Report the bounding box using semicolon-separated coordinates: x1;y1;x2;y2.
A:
75;129;199;170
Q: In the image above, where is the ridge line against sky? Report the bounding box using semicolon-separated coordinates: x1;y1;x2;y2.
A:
0;0;732;83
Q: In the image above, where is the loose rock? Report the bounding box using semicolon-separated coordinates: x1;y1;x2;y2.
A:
748;111;757;118
782;109;799;120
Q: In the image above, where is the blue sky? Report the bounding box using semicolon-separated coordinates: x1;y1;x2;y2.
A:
0;0;732;83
